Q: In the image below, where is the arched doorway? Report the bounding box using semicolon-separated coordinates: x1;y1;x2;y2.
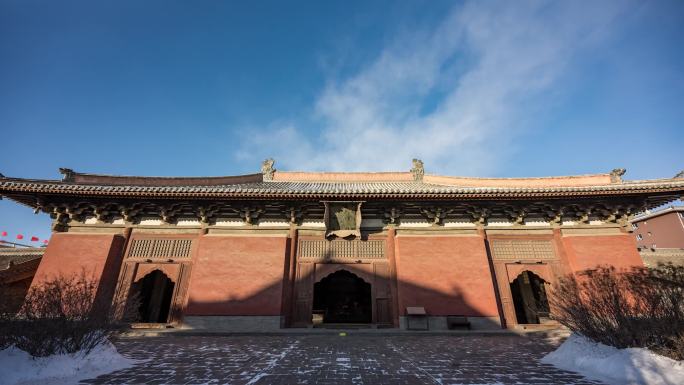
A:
510;270;550;324
130;270;175;323
313;270;372;324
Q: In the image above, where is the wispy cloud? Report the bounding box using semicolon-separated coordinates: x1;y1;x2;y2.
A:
241;0;631;174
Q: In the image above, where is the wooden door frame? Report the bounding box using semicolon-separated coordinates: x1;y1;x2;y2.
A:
486;234;562;328
112;233;197;325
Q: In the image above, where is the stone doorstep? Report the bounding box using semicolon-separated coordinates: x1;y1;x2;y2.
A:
130;323;174;329
516;321;562;332
117;327;563;338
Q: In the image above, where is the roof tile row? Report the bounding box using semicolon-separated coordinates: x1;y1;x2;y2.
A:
1;178;684;198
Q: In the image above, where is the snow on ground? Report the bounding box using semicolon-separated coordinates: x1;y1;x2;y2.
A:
0;342;137;385
542;333;684;385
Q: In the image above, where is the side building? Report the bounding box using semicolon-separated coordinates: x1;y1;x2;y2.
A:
0;245;45;313
631;205;684;267
1;161;683;331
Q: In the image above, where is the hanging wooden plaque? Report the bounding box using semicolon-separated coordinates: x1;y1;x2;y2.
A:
323;201;363;239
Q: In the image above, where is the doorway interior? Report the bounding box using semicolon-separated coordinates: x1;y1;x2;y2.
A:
510;270;550;324
130;269;175;323
313;270;372;324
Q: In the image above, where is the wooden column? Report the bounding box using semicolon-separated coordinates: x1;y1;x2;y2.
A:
111;227;134;320
481;228;508;329
494;262;516;328
386;226;400;327
551;228;573;276
281;225;298;327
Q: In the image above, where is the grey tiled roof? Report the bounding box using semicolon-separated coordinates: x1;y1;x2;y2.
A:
1;178;684;196
0;247;45;271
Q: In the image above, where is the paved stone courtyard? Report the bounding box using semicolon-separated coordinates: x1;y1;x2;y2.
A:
82;334;602;385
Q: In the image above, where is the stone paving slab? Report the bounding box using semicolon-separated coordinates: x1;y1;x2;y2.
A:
82;334;603;385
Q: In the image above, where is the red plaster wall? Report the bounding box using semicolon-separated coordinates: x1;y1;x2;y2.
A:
394;235;498;317
562;234;643;272
186;236;288;315
30;233;125;304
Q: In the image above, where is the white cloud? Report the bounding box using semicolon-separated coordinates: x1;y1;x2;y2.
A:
241;0;631;174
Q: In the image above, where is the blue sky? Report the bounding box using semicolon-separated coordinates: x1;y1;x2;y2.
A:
1;0;683;242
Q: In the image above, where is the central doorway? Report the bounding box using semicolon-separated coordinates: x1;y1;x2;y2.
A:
130;270;175;323
313;270;372;324
510;270;550;324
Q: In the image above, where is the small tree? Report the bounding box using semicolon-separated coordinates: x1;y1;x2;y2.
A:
0;270;138;357
550;263;684;360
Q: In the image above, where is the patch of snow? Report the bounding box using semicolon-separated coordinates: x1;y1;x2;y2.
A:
245;341;298;385
542;333;684;385
0;342;137;385
336;356;351;369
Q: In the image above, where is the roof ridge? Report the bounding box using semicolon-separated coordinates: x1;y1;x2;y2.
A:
55;169;264;186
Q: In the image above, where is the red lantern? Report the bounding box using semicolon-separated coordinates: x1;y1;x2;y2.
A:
43;240;49;245
31;236;39;242
16;234;24;240
1;231;7;237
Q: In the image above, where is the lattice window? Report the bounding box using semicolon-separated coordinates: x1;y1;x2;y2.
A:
298;240;385;259
128;238;194;259
489;240;556;260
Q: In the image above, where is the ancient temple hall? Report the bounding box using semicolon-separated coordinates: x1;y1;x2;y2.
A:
2;160;683;331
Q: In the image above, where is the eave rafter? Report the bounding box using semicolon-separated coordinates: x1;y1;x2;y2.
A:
0;189;672;232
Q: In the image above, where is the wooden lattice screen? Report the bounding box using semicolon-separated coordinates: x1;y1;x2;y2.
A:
489;240;556;260
127;239;194;259
298;239;385;259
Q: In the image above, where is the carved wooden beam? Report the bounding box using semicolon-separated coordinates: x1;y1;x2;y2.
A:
118;203;146;224
570;205;592;224
466;207;489;227
503;207;527;225
159;203;185;224
382;206;402;225
420;206;452;226
197;204;221;224
285;205;303;224
238;205;264;225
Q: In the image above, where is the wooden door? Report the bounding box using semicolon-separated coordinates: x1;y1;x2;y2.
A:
292;262;314;326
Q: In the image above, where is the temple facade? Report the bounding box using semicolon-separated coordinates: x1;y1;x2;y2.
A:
1;160;683;331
